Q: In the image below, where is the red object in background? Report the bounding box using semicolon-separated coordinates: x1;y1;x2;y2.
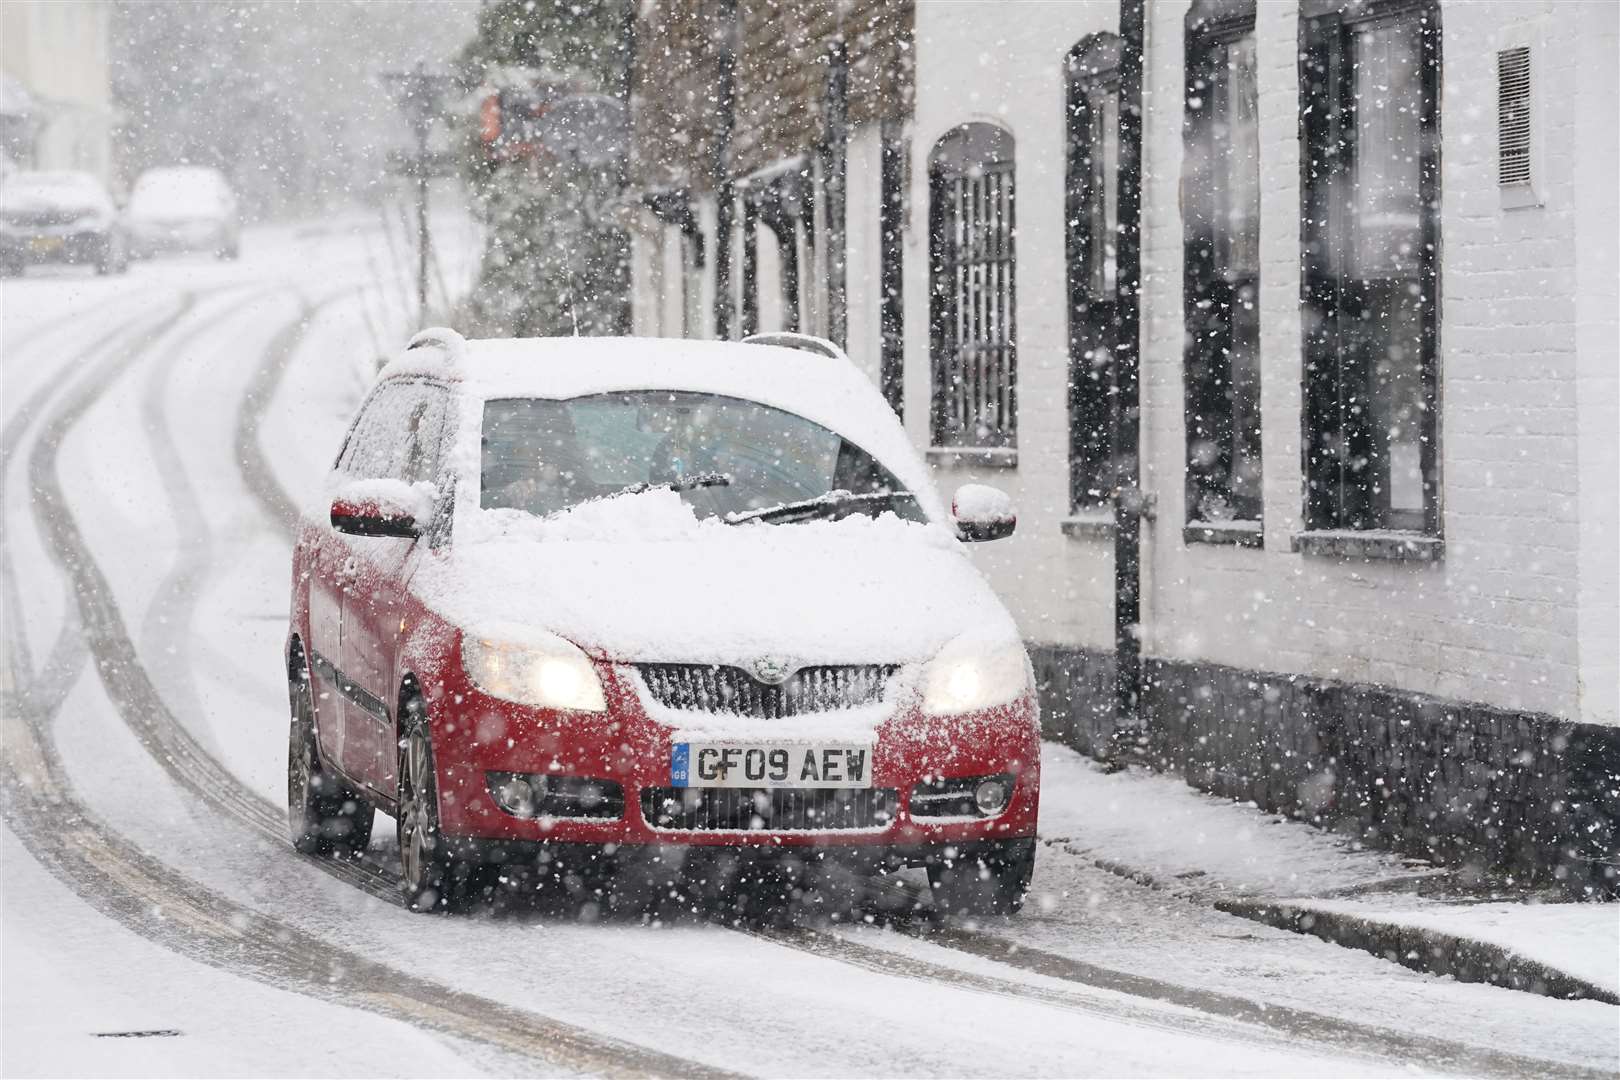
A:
478;94;501;144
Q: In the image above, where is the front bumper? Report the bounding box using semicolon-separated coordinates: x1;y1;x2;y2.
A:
427;664;1041;852
0;228;111;265
130;220;225;254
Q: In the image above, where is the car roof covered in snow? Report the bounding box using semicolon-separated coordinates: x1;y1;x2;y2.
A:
378;333;940;517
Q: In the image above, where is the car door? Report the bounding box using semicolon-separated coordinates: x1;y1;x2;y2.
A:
341;381;451;794
310;384;406;779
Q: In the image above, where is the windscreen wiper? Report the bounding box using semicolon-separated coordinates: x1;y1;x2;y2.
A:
556;472;732;516
724;489;917;526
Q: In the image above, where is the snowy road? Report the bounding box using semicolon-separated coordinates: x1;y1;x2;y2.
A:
2;218;1616;1078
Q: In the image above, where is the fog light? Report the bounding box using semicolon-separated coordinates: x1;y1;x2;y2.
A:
489;772;538;817
974;777;1010;815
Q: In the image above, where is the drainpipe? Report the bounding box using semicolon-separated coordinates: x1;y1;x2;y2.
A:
823;38;849;350
712;0;738;339
1112;0;1148;758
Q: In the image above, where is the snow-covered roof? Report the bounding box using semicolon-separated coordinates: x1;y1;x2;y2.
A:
380;334;942;519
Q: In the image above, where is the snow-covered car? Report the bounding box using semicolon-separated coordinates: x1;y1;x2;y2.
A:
285;330;1039;914
126;165;240;259
0;170;128;276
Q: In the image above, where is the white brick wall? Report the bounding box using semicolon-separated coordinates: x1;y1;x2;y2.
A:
900;0;1616;725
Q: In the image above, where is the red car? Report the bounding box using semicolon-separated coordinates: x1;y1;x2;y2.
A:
285;329;1039;913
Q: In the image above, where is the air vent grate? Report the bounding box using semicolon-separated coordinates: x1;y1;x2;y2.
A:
1497;45;1532;188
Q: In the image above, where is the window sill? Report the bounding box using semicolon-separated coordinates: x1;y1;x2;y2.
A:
1290;529;1443;563
1184;520;1263;548
1060;511;1115;540
927;446;1018;469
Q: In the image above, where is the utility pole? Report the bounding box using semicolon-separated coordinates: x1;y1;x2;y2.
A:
382;63;458;325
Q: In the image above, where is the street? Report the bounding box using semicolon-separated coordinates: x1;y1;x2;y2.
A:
1;217;1614;1077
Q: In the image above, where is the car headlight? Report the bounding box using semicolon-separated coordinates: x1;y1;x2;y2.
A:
461;633;606;712
920;639;1033;715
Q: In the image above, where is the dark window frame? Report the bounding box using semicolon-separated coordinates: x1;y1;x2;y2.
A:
1183;0;1263;532
1065;33;1121;511
737;159;815;339
928;122;1017;451
1299;0;1442;537
879;117;906;417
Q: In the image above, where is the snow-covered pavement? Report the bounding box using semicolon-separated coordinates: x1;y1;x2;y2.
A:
2;216;1616;1077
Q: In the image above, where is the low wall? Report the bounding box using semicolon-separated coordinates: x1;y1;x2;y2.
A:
1029;644;1620;897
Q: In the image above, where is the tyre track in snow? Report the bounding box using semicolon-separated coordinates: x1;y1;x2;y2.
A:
3;294;737;1079
1;298;192;712
224;306;1609;1080
774;921;1608;1080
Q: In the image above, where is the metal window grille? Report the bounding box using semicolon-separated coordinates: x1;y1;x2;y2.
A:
1497;46;1531;188
930;158;1016;448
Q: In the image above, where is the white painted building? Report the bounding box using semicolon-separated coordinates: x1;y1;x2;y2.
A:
629;0;1619;889
0;0;114;184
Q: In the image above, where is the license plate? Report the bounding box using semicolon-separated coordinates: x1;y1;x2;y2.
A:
29;236;63;253
672;742;873;789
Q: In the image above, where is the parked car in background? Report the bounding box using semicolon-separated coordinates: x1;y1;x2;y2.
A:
0;170;129;276
285;330;1039;915
127;165;240;260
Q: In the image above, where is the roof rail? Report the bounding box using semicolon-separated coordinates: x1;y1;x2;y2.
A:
406;326;468;363
741;332;847;363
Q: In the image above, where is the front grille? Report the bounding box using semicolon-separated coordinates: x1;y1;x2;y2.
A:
641;787;897;831
636;663;896;718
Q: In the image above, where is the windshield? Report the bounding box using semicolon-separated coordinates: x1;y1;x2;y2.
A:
1;173;105;207
130;169;229;215
480;391;925;525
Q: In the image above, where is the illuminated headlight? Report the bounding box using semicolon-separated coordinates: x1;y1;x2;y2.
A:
921;640;1032;716
461;634;606;712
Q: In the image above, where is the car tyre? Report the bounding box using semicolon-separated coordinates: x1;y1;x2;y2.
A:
397;696;472;912
2;254;24;278
926;838;1034;917
287;665;374;856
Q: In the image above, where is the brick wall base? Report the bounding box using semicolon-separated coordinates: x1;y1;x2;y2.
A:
1029;644;1620;898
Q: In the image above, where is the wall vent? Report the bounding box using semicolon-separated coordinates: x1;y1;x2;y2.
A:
1497;45;1532;189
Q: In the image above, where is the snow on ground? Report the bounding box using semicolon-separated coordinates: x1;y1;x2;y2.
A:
1037;743;1620;999
0;824;524;1079
1038;744;1436;898
1297;898;1620;999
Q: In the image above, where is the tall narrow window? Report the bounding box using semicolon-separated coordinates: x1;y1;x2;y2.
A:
928;123;1016;451
1065;35;1120;510
1300;0;1441;534
1184;1;1261;528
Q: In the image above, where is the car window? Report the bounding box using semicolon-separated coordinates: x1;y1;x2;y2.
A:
399;385;451;483
338;382;449;482
479;390;922;523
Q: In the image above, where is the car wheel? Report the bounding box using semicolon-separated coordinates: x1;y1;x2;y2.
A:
287;664;374;855
396;697;469;911
926;838;1035;917
0;257;20;278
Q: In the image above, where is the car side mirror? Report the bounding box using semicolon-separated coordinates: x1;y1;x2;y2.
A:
330;481;429;539
952;483;1016;542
